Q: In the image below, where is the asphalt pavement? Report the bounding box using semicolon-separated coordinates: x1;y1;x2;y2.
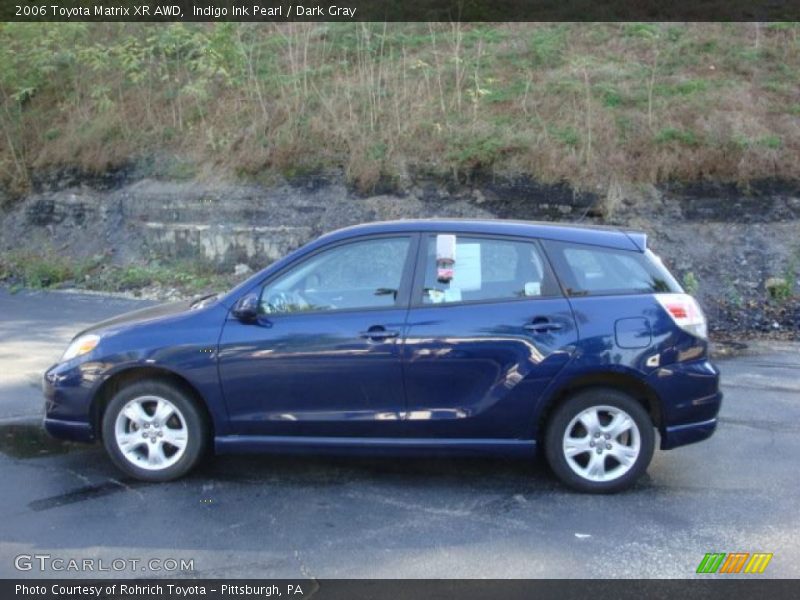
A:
1;288;799;578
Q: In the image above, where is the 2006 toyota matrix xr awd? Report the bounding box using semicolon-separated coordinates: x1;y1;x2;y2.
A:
43;219;721;493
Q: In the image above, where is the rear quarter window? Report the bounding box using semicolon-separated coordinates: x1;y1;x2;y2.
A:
543;240;681;296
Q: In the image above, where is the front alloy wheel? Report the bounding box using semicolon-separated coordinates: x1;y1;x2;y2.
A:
545;388;654;493
114;395;188;470
102;380;208;482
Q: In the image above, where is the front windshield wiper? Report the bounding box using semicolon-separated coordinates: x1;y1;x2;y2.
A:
190;292;221;309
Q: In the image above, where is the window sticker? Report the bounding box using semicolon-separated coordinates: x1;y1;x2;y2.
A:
427;289;445;303
436;234;456;283
451;243;481;291
524;281;541;297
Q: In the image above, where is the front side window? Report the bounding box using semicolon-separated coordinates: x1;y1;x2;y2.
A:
544;240;681;296
260;237;411;314
421;235;560;304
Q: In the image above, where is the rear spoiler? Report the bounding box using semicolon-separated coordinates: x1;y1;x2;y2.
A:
623;231;647;252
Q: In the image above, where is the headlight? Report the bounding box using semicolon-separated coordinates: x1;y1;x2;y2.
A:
62;334;101;361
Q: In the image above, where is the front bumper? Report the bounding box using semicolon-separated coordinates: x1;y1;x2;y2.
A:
43;417;95;442
43;362;98;443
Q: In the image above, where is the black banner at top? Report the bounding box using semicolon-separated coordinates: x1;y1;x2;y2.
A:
3;0;800;22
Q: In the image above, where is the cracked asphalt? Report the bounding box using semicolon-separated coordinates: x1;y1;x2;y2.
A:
1;288;799;579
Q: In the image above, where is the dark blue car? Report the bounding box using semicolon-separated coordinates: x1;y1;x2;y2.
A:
44;219;721;492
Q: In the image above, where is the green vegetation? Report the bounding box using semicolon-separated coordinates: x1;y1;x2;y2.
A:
0;251;234;295
1;22;799;194
767;277;794;303
723;276;744;308
682;271;699;295
770;253;799;303
654;127;700;146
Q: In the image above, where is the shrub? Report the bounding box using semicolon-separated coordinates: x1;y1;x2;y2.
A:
654;127;699;146
682;271;699;295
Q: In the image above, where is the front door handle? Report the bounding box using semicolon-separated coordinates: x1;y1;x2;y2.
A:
359;328;400;340
524;319;564;333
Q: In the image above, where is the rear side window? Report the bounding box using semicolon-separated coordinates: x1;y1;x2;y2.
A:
543;240;681;296
421;235;561;304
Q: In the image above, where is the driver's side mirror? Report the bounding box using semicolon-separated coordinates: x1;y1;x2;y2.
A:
231;293;259;323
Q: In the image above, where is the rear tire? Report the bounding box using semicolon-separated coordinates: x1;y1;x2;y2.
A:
544;388;654;493
102;380;208;482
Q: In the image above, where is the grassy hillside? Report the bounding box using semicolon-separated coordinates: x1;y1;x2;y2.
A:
1;22;799;197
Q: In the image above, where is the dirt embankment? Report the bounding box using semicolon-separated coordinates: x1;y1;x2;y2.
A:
1;169;798;339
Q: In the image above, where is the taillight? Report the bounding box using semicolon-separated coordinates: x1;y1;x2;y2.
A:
655;293;708;340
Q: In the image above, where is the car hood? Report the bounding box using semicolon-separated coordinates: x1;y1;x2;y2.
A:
72;297;205;340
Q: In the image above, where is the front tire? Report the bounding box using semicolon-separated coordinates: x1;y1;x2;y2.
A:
102;380;208;482
544;388;655;493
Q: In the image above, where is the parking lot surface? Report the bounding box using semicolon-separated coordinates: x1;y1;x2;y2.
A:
1;288;798;578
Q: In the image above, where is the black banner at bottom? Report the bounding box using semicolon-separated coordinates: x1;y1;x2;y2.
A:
3;579;799;600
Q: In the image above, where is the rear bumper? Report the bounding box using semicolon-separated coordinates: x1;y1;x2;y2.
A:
660;413;719;450
648;358;722;450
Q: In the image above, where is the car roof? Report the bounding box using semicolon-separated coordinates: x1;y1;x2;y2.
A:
319;219;645;251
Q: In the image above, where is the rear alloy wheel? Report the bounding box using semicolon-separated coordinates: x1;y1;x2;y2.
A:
545;388;654;493
102;380;207;482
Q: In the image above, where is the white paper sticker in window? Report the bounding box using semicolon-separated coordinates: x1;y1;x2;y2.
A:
524;281;541;297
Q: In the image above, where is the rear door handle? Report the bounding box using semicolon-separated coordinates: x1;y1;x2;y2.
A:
359;328;400;340
524;319;564;333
